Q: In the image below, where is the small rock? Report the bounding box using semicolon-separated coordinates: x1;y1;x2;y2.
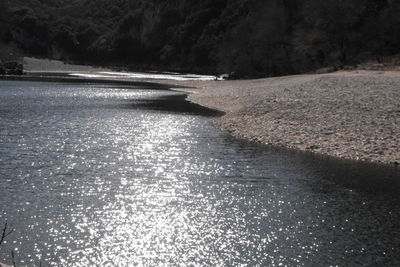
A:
308;145;320;150
219;73;230;80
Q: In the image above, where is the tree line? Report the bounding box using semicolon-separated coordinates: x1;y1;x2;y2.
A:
0;0;399;77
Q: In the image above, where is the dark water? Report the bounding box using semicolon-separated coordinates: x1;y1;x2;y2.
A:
0;80;399;266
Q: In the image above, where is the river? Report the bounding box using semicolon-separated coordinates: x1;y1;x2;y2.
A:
0;80;399;266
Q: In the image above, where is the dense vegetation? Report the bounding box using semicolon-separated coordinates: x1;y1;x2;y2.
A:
1;0;399;77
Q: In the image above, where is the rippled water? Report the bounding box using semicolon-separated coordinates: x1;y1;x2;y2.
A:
0;80;400;266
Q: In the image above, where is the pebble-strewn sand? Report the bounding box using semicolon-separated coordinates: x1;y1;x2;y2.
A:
167;71;400;165
21;57;400;164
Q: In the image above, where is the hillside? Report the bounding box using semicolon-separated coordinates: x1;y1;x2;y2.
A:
1;0;400;77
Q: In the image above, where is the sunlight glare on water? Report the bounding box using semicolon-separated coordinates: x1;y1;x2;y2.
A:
0;81;400;266
70;71;216;81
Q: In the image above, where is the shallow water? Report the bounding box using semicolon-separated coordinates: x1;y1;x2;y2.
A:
0;80;399;266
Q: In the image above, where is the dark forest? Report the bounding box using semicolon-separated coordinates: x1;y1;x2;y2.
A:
0;0;399;77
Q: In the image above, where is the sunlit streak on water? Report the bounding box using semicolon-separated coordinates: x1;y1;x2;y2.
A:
71;71;216;81
0;81;400;266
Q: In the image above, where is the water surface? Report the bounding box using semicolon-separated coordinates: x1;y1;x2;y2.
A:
0;80;399;266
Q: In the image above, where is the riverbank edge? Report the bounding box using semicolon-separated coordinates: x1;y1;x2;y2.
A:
0;74;178;90
2;70;399;166
166;71;400;166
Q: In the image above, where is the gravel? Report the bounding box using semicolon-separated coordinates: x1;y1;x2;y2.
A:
21;57;400;164
170;71;400;165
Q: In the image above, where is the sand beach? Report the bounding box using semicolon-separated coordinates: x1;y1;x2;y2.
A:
20;58;400;164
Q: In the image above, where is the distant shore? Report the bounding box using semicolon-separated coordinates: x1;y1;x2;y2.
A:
12;58;400;165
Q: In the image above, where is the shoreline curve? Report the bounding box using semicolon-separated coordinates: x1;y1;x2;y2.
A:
167;71;400;165
3;62;400;165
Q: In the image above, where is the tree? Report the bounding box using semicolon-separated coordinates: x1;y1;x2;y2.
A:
375;1;400;56
294;0;368;67
218;0;292;77
0;0;8;38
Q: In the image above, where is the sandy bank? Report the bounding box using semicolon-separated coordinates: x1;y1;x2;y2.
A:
163;71;400;165
19;58;400;164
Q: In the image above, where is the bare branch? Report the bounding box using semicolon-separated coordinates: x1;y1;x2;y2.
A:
0;223;14;246
11;250;16;267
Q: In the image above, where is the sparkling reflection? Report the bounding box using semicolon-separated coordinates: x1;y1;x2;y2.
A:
70;71;216;81
0;81;400;266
